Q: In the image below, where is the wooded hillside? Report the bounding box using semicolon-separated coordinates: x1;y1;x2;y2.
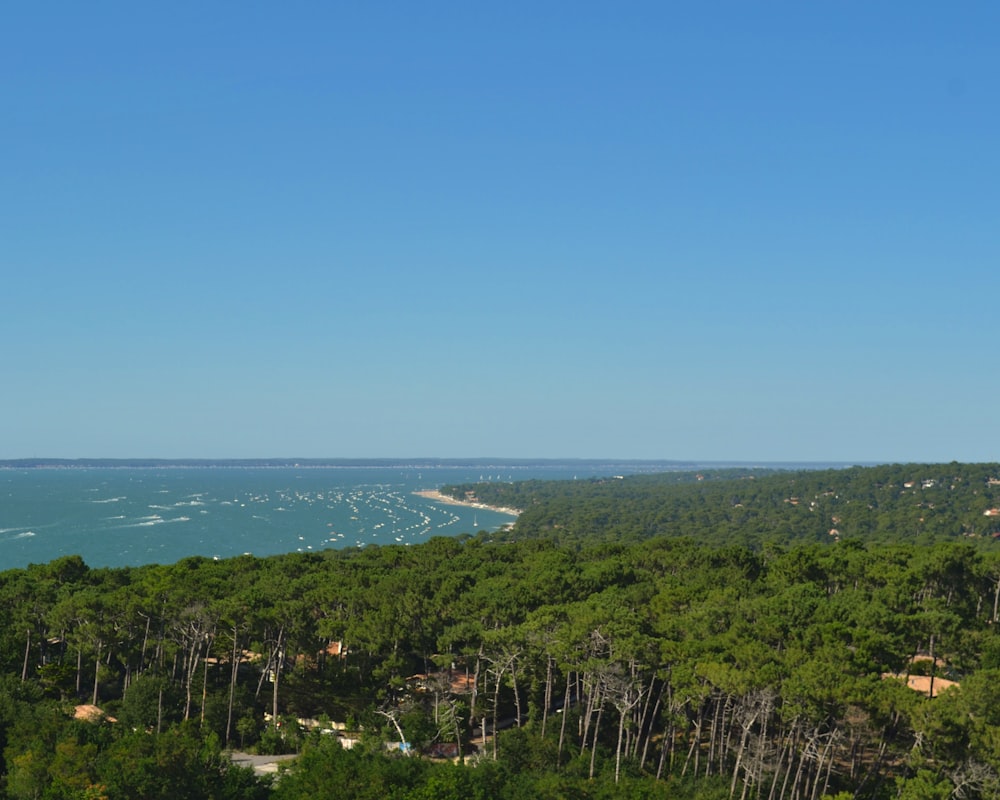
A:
2;463;1000;799
444;462;1000;546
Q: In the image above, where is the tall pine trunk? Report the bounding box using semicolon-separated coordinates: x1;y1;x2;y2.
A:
558;672;572;760
21;629;31;682
271;627;285;725
91;639;102;705
542;655;554;737
225;627;242;746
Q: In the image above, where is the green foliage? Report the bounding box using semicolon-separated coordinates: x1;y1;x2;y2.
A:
116;674;177;731
896;769;954;800
2;462;1000;798
97;726;267;800
258;717;304;756
271;737;423;800
445;462;1000;549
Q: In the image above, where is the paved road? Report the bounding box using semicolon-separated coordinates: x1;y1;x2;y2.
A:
229;752;298;775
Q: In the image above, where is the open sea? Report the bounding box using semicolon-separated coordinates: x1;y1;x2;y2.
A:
0;461;689;570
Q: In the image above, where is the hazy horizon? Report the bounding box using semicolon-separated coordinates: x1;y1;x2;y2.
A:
0;455;886;470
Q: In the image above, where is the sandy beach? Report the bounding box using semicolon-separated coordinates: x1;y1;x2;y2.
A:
414;490;521;518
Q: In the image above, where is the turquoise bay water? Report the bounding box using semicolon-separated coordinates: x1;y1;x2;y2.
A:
0;463;654;569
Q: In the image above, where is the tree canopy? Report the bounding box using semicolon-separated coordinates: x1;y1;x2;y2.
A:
2;462;1000;798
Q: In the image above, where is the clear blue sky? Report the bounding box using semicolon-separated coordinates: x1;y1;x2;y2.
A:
2;3;997;463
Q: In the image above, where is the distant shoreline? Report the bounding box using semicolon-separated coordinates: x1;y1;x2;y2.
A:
414;490;521;518
0;458;857;471
0;457;704;471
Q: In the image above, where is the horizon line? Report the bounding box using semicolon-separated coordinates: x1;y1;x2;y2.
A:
0;456;898;468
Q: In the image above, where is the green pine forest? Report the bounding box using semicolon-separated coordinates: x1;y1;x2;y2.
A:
4;462;1000;799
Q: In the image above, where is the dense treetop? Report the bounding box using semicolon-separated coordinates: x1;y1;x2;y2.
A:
443;462;1000;546
2;462;1000;798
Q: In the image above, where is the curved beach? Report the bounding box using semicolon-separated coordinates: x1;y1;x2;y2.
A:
414;489;521;518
